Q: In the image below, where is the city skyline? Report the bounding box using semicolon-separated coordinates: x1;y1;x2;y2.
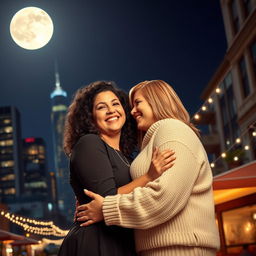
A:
0;0;227;170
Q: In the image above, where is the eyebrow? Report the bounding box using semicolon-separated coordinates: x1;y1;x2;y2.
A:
95;98;119;107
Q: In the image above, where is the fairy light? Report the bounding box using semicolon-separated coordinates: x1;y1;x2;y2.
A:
194;114;200;120
190;80;256;170
208;97;213;103
221;153;226;158
234;156;239;161
215;88;221;94
0;210;68;237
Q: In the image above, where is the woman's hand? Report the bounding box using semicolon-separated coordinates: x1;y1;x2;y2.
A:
74;198;79;222
147;147;176;180
76;189;104;227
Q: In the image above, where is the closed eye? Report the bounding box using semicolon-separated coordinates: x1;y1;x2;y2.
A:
134;100;141;106
97;105;107;110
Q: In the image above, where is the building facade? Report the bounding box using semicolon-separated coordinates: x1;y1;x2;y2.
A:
0;106;23;204
194;1;256;255
22;137;48;197
50;70;73;222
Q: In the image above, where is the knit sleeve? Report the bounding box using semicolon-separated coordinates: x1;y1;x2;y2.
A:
103;140;202;229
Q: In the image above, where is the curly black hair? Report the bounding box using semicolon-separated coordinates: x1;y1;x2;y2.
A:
63;81;137;158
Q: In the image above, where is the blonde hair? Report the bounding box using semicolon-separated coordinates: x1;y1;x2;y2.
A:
129;80;200;144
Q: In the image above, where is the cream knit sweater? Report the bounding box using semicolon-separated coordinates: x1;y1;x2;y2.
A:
103;119;220;253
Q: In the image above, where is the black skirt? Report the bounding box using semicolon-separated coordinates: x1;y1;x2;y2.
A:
58;222;137;256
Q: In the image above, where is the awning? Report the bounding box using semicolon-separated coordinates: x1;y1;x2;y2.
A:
0;229;23;241
213;160;256;190
213;161;256;205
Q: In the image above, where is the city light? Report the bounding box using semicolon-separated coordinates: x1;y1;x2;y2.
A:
0;210;68;237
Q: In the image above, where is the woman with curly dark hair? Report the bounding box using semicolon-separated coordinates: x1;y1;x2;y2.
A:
58;81;175;256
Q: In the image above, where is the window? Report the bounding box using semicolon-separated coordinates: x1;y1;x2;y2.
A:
239;57;251;98
0;140;13;147
230;0;240;35
4;188;15;195
222;204;256;246
0;126;13;134
0;174;15;181
219;73;239;147
0;119;11;126
0;160;14;168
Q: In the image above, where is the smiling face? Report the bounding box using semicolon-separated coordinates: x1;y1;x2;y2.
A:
93;90;126;137
131;89;156;131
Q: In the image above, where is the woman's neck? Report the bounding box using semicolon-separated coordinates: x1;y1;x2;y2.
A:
100;133;121;150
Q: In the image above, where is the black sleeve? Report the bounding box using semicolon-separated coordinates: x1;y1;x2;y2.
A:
71;134;117;196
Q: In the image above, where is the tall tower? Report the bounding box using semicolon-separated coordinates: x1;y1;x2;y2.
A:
50;67;73;222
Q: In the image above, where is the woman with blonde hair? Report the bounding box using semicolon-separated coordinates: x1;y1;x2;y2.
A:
77;80;220;255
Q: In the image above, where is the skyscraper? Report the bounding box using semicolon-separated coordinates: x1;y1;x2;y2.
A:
23;137;48;196
50;68;73;222
0;106;23;203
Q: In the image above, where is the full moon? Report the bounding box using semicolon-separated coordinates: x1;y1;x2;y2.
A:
10;7;54;50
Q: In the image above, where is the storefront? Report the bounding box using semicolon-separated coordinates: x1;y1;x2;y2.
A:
213;161;256;256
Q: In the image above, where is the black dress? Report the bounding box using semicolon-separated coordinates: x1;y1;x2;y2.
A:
58;134;136;256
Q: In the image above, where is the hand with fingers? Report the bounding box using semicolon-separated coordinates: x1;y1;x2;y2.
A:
147;147;176;180
74;198;80;222
76;189;104;227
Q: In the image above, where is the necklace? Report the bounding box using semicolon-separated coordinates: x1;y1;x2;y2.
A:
113;149;131;167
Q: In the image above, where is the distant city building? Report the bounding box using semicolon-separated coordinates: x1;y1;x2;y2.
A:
194;1;256;254
50;68;73;221
0;106;23;203
22;137;48;196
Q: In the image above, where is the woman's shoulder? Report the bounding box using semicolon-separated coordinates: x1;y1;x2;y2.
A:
74;134;104;151
157;118;189;133
155;118;199;142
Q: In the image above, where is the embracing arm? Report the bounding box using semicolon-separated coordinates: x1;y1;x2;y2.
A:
103;141;201;229
117;147;175;194
78;141;201;228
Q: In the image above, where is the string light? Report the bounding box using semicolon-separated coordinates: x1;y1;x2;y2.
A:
194;114;200;120
215;88;221;94
221;153;226;158
208;97;213;103
0;210;68;237
244;145;250;150
191;83;256;171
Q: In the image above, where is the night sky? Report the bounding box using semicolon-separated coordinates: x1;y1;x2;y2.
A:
0;0;226;171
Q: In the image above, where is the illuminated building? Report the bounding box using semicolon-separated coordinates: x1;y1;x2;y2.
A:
22;137;48;197
0;106;23;203
50;68;73;221
194;1;256;255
